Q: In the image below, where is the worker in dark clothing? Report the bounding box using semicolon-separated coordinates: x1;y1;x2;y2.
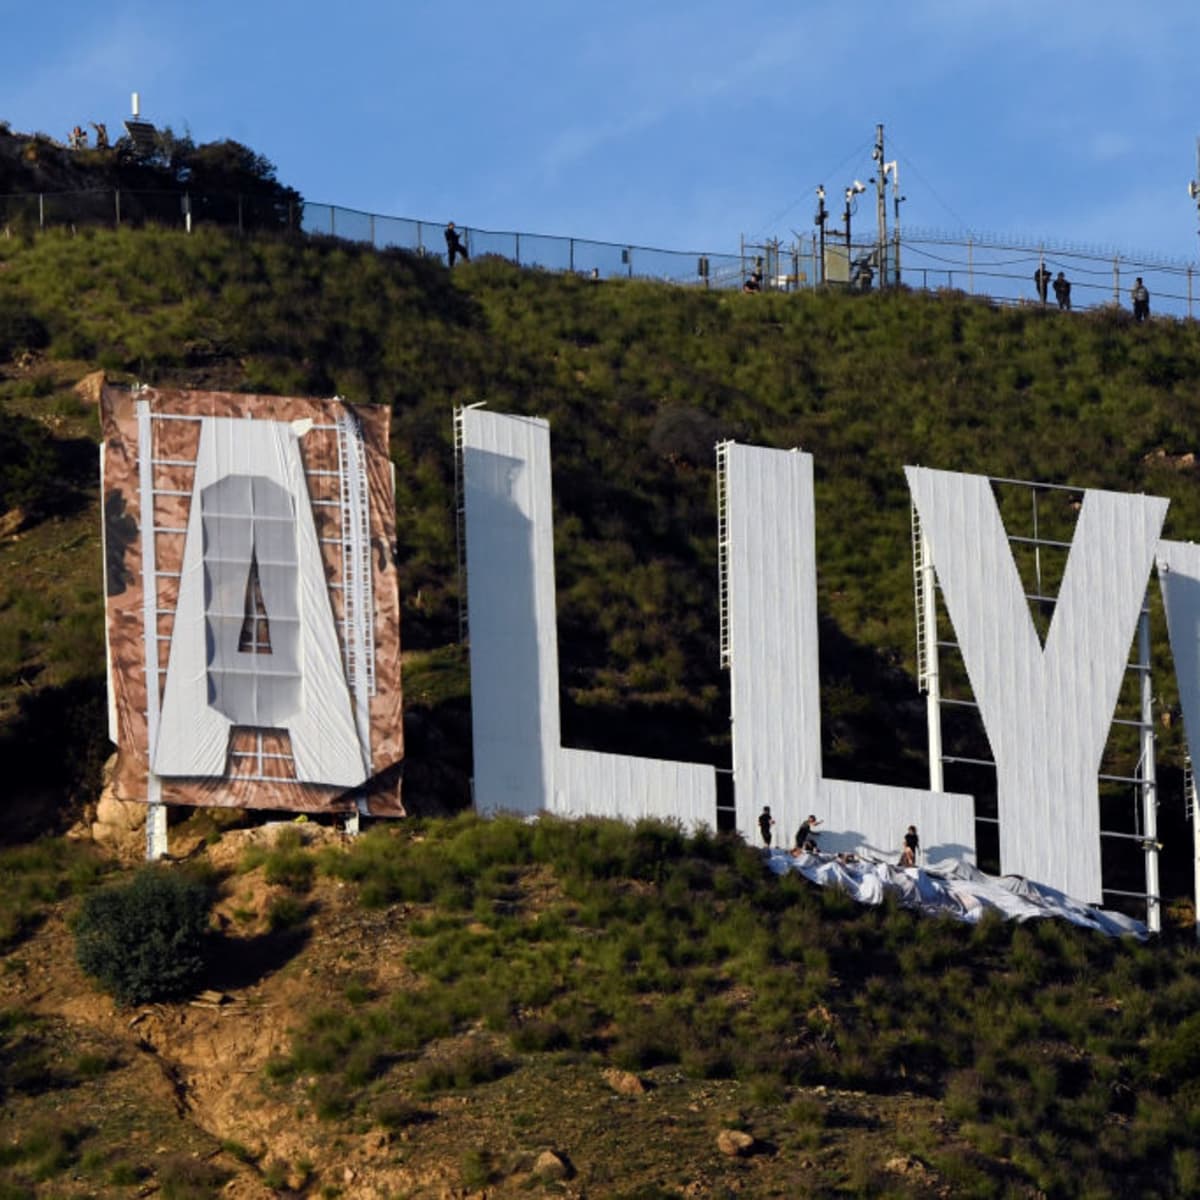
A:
899;825;920;867
758;805;775;847
1131;277;1150;322
445;221;469;267
1033;265;1051;305
794;814;821;854
1053;271;1071;311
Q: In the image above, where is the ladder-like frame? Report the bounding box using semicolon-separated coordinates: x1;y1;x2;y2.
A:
715;440;732;669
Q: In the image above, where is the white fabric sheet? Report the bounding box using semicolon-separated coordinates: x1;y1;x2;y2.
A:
765;849;1146;938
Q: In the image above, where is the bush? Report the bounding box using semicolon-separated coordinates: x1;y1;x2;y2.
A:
73;867;214;1005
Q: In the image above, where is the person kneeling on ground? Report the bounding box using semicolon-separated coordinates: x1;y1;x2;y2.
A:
792;814;821;856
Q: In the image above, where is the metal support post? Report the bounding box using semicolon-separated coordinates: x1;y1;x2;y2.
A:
1190;758;1200;941
873;123;887;280
137;399;168;861
922;531;943;792
115;189;121;228
146;794;168;861
968;237;974;294
1113;256;1120;304
38;194;44;229
1140;602;1160;932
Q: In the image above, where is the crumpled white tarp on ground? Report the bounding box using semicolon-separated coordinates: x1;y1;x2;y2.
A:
765;850;1147;939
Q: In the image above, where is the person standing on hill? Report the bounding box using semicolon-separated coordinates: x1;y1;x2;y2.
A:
445;221;469;267
1131;277;1150;322
758;805;775;848
1033;265;1051;305
1053;271;1071;311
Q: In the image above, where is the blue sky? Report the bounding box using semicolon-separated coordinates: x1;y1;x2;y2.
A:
7;1;1200;263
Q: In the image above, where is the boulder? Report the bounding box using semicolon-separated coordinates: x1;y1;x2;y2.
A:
716;1128;755;1157
74;369;105;407
601;1067;646;1096
533;1150;570;1180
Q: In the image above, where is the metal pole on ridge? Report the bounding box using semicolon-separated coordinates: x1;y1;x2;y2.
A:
873;123;887;282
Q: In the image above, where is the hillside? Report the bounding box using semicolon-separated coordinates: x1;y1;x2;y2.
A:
6;223;1200;1195
3;225;1200;877
6;816;1200;1199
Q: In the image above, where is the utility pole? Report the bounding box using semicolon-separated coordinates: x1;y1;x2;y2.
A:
873;123;887;282
815;186;828;285
1190;137;1200;263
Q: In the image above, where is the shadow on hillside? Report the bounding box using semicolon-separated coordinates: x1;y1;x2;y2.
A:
0;676;107;844
402;694;473;816
205;922;312;992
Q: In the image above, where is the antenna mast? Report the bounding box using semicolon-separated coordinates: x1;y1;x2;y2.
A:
1191;137;1200;260
873;123;887;281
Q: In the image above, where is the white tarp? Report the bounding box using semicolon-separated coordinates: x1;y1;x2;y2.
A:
463;407;717;825
724;443;976;862
765;849;1147;938
154;416;365;786
906;466;1167;904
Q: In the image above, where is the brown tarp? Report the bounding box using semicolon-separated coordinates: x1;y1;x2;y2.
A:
101;385;404;816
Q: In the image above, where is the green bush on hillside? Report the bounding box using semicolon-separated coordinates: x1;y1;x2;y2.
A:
73;867;213;1005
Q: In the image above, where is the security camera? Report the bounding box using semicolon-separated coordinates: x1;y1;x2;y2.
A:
852;180;867;195
1190;180;1199;200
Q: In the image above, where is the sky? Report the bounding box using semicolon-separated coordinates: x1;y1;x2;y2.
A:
6;1;1200;266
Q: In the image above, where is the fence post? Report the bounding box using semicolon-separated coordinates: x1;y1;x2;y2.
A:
38;194;44;230
115;189;121;228
967;237;974;294
237;195;244;235
515;232;520;266
569;238;575;272
330;206;335;237
369;212;375;248
416;221;423;252
1190;266;1194;320
1113;256;1120;305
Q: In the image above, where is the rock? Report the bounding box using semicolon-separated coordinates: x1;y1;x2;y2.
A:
884;1155;926;1175
90;756;147;859
0;507;26;538
717;1128;755;1157
362;1130;391;1155
74;369;105;407
601;1067;646;1096
534;1150;570;1180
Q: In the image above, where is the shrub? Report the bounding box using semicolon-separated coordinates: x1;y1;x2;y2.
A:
73;867;214;1005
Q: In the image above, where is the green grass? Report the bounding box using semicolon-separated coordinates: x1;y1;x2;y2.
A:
5;227;1200;877
0;839;105;949
255;814;1200;1195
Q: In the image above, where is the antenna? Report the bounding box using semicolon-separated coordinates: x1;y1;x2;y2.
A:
1191;137;1200;259
123;91;158;159
874;123;887;284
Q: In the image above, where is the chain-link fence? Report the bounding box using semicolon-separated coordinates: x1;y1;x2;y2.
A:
5;187;1200;317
